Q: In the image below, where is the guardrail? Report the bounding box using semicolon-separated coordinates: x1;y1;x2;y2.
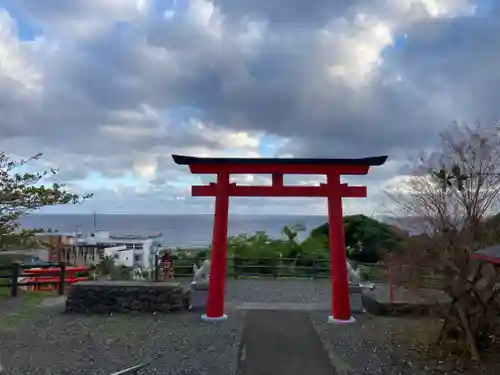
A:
158;257;387;281
0;262;87;297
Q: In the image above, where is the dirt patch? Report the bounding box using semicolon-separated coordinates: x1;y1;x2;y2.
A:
311;313;499;375
374;316;500;375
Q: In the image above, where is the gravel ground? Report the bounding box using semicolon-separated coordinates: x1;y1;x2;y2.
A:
1;307;245;375
1;280;464;375
0;279;334;375
311;313;415;375
225;278;332;303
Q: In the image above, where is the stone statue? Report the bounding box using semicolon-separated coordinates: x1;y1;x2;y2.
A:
346;260;361;284
347;260;375;290
191;259;210;289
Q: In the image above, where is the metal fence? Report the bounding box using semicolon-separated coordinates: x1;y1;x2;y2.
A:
159;257;388;281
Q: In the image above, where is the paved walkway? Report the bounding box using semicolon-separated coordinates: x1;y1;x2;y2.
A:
238;310;336;375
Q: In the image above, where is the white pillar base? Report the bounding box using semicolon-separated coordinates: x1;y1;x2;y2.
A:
201;314;228;322
327;316;356;324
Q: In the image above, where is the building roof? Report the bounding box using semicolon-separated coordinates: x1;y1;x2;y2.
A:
472;244;500;265
172;154;388;167
73;243;114;249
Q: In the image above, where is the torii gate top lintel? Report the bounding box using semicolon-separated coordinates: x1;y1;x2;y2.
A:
172;154;388;175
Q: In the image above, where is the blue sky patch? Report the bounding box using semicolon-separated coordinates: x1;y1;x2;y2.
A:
0;4;42;41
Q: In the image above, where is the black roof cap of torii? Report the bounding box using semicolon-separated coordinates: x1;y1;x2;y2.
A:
172;154;388;167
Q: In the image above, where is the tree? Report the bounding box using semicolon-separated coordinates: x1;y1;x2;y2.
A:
281;223;306;243
388;121;500;361
280;223;306;259
309;215;404;262
0;152;92;250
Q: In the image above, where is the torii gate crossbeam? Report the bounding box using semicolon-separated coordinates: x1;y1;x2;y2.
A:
172;154;388;323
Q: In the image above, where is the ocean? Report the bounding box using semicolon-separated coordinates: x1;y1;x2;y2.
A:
18;214;329;248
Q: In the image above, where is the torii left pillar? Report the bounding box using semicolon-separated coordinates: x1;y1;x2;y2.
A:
202;172;230;322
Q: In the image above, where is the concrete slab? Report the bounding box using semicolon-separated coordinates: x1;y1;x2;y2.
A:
234;299;364;313
189;289;208;312
238;310;336;375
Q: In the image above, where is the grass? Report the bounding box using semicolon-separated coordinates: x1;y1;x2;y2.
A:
0;279;11;298
0;291;57;332
0;286;10;297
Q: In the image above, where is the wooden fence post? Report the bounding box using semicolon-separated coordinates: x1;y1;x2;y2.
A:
10;262;20;297
233;257;239;279
388;262;394;305
58;262;66;295
154;255;159;281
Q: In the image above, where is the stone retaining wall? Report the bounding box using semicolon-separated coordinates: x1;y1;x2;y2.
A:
361;286;450;316
65;281;190;314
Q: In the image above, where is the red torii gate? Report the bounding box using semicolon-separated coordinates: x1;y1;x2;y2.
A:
172;154;388;323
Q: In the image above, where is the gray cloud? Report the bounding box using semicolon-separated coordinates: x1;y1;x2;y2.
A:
0;0;496;213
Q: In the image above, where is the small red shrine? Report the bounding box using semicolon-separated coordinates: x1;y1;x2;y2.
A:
172;154;388;323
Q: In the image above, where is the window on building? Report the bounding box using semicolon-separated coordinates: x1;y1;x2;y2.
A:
134;244;143;250
134;254;142;263
126;244;133;250
113;254;119;259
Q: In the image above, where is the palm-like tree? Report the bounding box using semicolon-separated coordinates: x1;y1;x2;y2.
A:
281;224;306;265
281;223;306;243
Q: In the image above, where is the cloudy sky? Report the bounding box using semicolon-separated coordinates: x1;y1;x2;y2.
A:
0;0;496;215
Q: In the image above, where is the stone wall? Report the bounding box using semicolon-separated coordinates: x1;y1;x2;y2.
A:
361;286;450;316
65;281;190;314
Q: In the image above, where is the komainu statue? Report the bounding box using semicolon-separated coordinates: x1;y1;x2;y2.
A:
347;260;361;284
191;259;210;289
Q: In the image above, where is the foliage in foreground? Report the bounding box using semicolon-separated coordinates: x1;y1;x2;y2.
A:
0;152;92;250
389;121;500;362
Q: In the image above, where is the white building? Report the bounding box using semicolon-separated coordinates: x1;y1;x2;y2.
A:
103;245;132;267
36;230;162;271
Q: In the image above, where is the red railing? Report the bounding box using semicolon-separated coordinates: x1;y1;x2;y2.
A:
0;262;89;296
